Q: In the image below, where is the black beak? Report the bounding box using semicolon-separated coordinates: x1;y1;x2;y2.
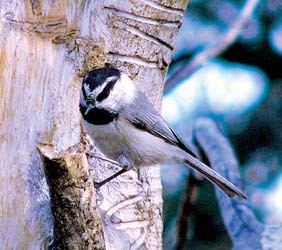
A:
85;103;94;115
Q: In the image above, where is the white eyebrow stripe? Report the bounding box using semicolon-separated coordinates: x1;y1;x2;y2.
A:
105;76;119;83
83;75;120;103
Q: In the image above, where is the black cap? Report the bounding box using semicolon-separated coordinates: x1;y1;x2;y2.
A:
83;66;121;91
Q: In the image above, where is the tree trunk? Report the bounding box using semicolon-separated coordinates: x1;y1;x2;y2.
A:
0;1;187;249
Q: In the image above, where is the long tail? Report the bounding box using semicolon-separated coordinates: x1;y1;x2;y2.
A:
184;155;247;199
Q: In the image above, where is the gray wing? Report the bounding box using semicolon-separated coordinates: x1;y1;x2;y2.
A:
123;90;196;157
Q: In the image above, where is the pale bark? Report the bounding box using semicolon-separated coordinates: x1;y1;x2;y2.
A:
0;0;187;249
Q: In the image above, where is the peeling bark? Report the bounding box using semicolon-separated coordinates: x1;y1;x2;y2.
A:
0;0;187;248
38;143;104;249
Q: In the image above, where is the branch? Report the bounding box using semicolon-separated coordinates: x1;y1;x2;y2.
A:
193;118;282;249
164;0;259;93
175;174;201;250
38;143;105;250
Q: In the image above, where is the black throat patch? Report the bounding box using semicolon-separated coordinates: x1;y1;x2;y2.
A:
80;104;118;125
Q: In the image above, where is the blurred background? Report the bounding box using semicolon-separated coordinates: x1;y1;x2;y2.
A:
161;0;282;249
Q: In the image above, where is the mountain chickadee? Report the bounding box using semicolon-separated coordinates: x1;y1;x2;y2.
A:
80;66;247;199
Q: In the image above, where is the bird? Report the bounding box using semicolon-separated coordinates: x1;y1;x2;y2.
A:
79;65;247;199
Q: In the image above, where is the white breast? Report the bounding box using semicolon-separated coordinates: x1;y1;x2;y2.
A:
83;117;185;168
83;119;122;161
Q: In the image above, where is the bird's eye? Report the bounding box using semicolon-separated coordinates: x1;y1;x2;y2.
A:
96;80;116;102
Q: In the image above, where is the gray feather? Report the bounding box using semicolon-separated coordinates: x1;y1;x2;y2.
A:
122;90;246;199
123;90;196;157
